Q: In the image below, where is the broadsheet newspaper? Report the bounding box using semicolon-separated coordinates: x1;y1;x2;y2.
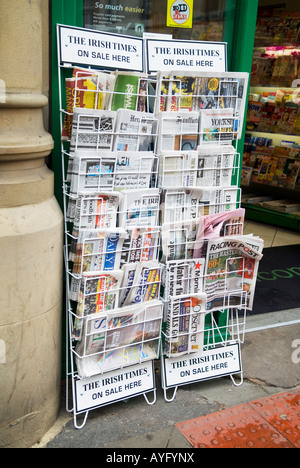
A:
158;151;198;188
119;188;160;228
113;109;157;152
164;293;207;358
157;112;199;152
75;300;163;377
204;235;264;312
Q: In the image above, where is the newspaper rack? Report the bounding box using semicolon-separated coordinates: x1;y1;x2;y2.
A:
57;27;261;428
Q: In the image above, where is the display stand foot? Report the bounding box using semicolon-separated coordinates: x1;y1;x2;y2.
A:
143;390;157;406
163;386;178;403
74;411;89;430
230;372;243;387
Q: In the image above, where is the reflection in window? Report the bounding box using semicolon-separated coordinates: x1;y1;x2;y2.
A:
83;0;227;41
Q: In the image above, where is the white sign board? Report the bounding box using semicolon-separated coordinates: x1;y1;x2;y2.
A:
57;24;144;71
75;361;155;413
146;39;227;73
164;343;241;389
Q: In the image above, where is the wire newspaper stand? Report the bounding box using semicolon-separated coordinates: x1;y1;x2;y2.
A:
57;24;264;427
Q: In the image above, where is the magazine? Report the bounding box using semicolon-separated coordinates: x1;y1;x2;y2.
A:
119;188;160;227
158;151;198;188
75;300;163;377
157;112;199;152
204;235;264;312
113;109;157;152
197;145;237;187
164;293;207;358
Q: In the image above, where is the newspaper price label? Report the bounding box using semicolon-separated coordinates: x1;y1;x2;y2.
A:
75;361;155;412
163;343;241;388
57;24;144;71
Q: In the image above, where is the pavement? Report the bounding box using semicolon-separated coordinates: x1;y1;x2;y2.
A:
33;308;300;449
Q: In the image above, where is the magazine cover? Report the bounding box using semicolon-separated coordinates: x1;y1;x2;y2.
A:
164;293;207;358
204;235;264;312
157;112;199;152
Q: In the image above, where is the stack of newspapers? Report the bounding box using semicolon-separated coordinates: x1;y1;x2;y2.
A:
155;71;264;358
62;67;264;372
62;68;163;378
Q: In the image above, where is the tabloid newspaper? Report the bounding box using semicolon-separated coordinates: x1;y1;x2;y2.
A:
193;208;245;259
120;226;160;265
121;260;162;306
62;68;115;140
75;300;163;377
73;270;124;339
157;112;199;152
113;109;157;152
204;235;264;312
164;293;207;358
109;71;151;112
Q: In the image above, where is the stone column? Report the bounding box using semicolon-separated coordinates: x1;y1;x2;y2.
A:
0;0;63;448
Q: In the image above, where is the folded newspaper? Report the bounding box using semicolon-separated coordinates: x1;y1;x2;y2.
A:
69;151;156;195
73;270;124;339
161;218;199;262
160;187;240;224
164;293;207;358
197;145;237;187
113;109;157;152
157;112;199;152
119;188;160;228
120;226;160;265
109;71;150;112
158;151;198;188
204;235;264;312
122;260;162;306
75;300;163;377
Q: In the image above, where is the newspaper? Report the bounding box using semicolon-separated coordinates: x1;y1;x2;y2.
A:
120;226;160;265
119;188;160;227
75;300;163;377
113;109;157;152
157;112;199;152
109;71;150;112
123;260;162;306
69;151;156;195
155;71;249;138
164;293;207;358
73;269;124;339
199;108;234;145
71;192;122;233
160;187;240;224
197;145;237;187
158;151;198;188
62;69;115;140
193;208;245;259
161;218;198;262
204;235;264;312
